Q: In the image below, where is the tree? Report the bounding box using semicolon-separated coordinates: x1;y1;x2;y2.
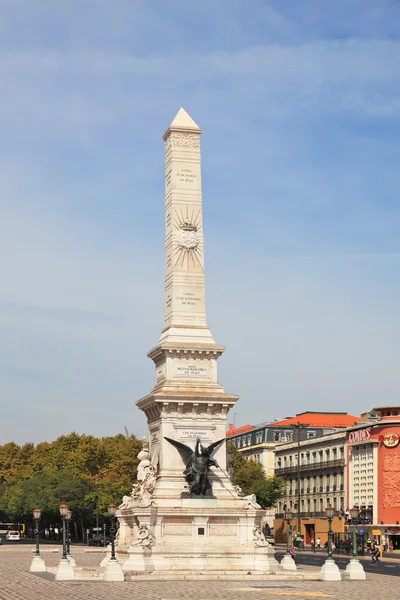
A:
228;443;286;509
1;471;94;540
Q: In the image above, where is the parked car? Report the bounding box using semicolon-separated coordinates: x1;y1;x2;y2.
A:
6;530;20;541
89;535;111;547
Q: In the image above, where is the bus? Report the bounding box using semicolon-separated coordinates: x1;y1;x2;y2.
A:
0;522;25;538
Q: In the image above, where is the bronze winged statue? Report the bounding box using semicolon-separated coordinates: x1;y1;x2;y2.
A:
164;436;225;496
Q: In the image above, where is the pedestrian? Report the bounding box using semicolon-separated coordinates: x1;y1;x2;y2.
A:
310;537;315;551
289;544;297;565
316;537;321;550
370;541;380;564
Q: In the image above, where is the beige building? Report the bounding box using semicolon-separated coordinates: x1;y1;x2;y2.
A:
274;430;347;544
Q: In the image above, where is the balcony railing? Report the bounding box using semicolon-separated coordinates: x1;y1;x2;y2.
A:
275;458;345;476
275;511;338;519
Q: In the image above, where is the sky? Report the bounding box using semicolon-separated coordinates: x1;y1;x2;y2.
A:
0;0;400;445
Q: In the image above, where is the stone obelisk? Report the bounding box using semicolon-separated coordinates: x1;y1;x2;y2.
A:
137;107;238;491
118;109;280;576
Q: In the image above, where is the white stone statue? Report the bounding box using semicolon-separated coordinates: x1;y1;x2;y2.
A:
253;526;269;547
131;525;155;547
118;438;158;510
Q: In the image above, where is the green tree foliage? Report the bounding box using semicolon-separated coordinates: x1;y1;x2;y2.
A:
0;432;142;539
228;442;286;509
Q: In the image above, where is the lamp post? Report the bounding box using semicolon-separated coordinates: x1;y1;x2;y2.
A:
33;507;41;557
349;506;358;559
285;509;293;555
65;510;72;555
281;508;296;571
344;506;366;580
289;422;309;536
319;505;341;580
29;508;46;572
107;503;117;561
103;502;124;581
59;503;69;560
55;502;75;580
326;505;335;559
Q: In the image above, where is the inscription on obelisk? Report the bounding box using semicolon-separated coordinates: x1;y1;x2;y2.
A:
160;108;215;345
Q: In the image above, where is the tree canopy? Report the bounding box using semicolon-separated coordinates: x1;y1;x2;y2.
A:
228;442;286;509
0;432;142;539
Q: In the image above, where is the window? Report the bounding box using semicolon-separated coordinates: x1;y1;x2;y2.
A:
274;431;281;442
237;438;241;448
284;431;293;441
307;431;317;439
255;431;263;444
247;434;251;445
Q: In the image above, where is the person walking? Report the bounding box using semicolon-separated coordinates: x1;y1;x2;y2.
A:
316;537;321;550
370;541;380;564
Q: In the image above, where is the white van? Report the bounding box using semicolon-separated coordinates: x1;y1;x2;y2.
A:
5;531;20;541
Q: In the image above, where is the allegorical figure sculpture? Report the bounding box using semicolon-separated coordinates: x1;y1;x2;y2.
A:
164;435;225;496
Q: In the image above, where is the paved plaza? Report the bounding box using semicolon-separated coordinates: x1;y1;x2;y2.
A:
0;545;398;600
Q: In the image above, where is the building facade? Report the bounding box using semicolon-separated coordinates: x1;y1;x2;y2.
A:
274;431;347;544
274;405;400;549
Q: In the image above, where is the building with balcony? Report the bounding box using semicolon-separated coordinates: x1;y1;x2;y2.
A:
274;430;347;545
274;405;400;550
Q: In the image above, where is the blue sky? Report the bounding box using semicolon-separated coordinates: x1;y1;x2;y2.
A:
1;0;399;444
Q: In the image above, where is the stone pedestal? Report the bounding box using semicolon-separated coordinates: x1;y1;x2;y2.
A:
320;558;341;581
103;558;125;582
281;553;297;571
344;558;366;580
118;497;280;575
29;555;47;572
67;554;76;567
55;557;75;581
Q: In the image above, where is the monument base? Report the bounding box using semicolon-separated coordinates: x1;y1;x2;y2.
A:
117;496;281;576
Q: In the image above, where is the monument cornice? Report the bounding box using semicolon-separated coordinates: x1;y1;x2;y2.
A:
147;343;225;362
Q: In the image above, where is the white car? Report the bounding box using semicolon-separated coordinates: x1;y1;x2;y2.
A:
5;531;20;541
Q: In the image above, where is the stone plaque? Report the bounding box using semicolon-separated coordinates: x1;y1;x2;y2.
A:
173;362;210;379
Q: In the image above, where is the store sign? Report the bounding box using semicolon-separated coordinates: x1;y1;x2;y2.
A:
382;432;400;448
348;428;371;444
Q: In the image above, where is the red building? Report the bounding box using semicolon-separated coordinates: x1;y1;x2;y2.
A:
346;405;400;547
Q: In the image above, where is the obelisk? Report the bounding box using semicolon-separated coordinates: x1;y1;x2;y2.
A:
118;109;280;576
137;107;238;492
159;107;215;346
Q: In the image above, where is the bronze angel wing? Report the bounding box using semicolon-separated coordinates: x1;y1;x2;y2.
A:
164;437;194;466
205;438;226;456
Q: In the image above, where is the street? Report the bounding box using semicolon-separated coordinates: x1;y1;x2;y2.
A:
275;550;400;577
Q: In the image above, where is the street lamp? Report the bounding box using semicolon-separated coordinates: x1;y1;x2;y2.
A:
59;503;69;560
32;508;41;557
349;506;359;559
107;503;117;561
319;504;341;580
65;509;72;555
343;506;366;580
103;502;124;581
284;508;293;555
289;422;309;536
325;505;335;559
281;508;296;571
29;507;46;572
